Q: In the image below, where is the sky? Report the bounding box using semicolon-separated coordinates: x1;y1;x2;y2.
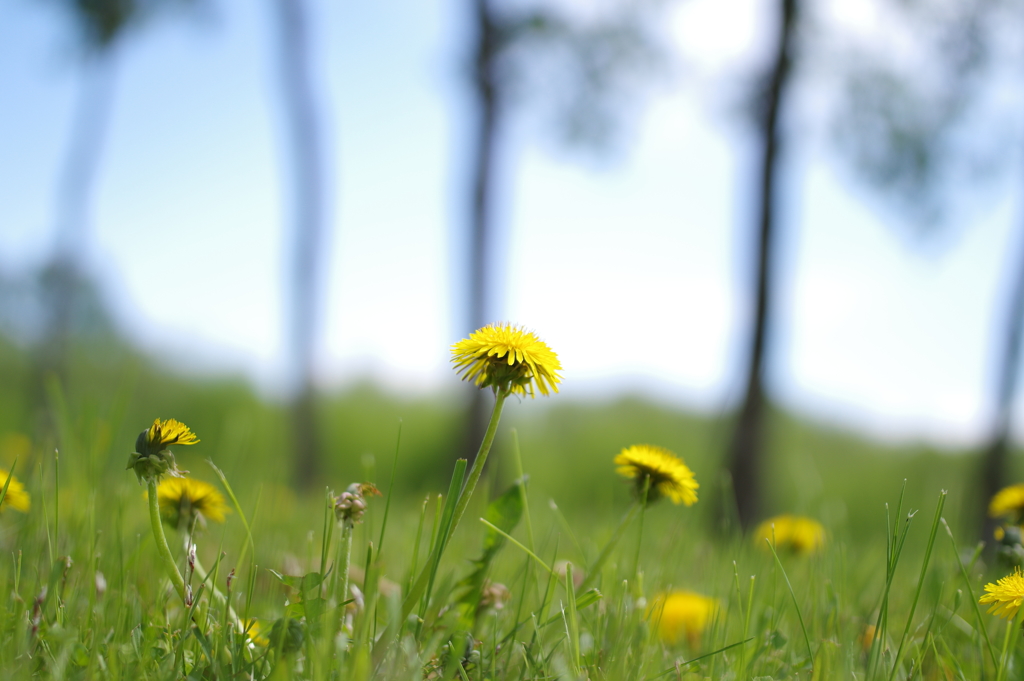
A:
0;0;1020;447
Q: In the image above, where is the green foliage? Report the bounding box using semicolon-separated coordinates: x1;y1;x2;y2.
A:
0;345;1022;678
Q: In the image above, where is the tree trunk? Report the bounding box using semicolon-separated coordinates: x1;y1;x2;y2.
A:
726;0;798;530
42;50;118;382
979;223;1024;540
274;0;329;489
461;0;502;467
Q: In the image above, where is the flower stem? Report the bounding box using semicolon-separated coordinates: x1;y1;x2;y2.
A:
191;553;240;628
631;476;651;587
447;388;508;542
147;478;187;602
339;522;354;610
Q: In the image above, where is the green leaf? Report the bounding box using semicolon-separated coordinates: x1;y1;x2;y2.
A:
480;477;526;556
268;569;325;593
454;479;526;630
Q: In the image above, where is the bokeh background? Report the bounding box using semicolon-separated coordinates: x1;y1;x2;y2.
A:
3;0;1023;540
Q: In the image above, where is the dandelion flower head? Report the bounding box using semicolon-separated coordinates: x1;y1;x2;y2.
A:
0;468;30;513
614;444;698;506
242;619;269;647
990;483;1024;524
451;323;561;397
981;569;1024;620
755;514;825;555
153;476;229;530
127;418;199;483
647;591;718;647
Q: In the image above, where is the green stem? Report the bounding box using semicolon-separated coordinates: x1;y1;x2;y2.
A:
447;388;508;541
147;479;187;602
339;523;354;610
192;553;240;628
580;503;641;592
631;476;651;587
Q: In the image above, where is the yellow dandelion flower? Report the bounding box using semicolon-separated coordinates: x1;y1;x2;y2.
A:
127;418;200;483
755;514;825;555
980;569;1024;620
242;619;269;647
648;591;718;647
0;468;30;513
990;484;1024;522
146;418;200;449
152;477;229;530
451;323;562;397
614;444;698;506
860;624;878;653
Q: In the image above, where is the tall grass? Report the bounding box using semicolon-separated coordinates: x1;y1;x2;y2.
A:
0;350;1020;678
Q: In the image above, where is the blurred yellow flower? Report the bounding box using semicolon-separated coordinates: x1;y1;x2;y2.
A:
990;484;1024;522
648;591;718;647
242;619;269;647
980;569;1024;620
614;444;698;506
755;514;825;555
0;468;30;513
451;323;561;397
153;477;229;530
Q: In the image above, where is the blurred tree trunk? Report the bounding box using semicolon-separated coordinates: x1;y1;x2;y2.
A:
726;0;798;530
979;225;1024;539
42;50;118;385
460;0;502;467
274;0;329;489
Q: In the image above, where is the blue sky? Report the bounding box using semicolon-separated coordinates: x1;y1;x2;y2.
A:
0;0;1019;446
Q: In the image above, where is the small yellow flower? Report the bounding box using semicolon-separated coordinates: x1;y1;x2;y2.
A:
153;477;229;530
614;444;698;505
0;468;30;513
127;418;200;483
860;624;878;653
648;591;718;647
980;569;1024;620
990;484;1024;523
451;323;562;397
755;514;825;555
146;418;200;449
242;619;269;647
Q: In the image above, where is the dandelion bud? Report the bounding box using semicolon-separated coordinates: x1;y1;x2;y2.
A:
333;482;380;527
478;581;510;612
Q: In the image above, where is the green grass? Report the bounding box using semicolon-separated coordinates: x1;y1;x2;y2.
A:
0;342;1022;679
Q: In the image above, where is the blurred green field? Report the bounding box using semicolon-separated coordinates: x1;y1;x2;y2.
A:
1;339;1020;678
0;334;1003;548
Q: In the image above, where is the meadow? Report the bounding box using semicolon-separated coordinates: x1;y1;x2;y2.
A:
1;331;1023;680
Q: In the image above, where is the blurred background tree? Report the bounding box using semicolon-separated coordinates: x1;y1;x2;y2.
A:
827;0;1013;538
271;0;332;489
27;0;202;414
458;0;667;465
724;0;799;530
